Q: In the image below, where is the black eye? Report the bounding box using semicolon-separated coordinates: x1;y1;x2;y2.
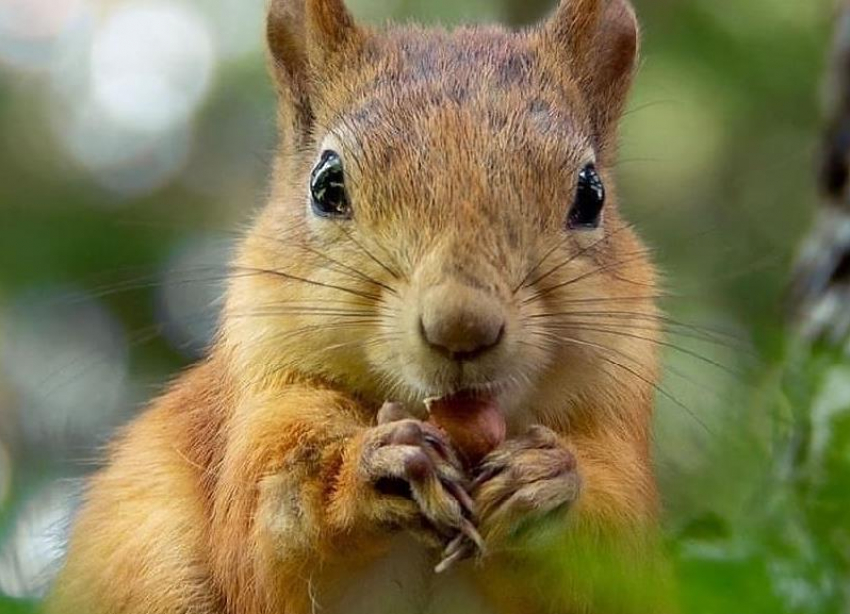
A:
567;164;605;230
310;150;351;219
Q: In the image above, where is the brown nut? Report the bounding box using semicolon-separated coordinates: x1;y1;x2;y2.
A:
426;392;506;468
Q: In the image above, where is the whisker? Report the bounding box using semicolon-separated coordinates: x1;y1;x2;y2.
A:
523;253;651;304
545;323;745;380
517;220;639;293
621;98;678;119
337;225;405;281
529;310;750;348
56;266;230;303
60;261;378;306
230;265;383;302
71;219;403;305
607;272;657;288
516;200;733;299
28;323;166;397
241;225;400;295
540;317;737;352
529;329;712;433
518;334;728;418
320;333;400;354
252;320;384;349
226;310;384;320
274;241;399;296
537;294;678;304
258;331;400;387
514;236;575;294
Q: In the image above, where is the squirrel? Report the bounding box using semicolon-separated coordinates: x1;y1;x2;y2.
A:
46;0;669;612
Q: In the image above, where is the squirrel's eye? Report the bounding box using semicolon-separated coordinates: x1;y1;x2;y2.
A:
567;164;605;230
310;150;351;219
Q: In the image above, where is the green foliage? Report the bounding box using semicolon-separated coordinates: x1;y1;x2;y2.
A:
671;349;850;614
0;598;36;614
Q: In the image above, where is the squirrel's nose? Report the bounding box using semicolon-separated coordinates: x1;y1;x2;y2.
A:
419;284;505;360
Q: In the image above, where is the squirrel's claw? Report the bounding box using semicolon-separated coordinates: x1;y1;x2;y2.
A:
361;418;477;550
471;426;580;547
435;534;472;573
434;520;485;574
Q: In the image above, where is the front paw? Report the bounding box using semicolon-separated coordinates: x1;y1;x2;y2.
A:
358;419;481;551
472;426;580;546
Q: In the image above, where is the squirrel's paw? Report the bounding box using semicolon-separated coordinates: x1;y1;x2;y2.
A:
359;419;481;550
471;425;580;547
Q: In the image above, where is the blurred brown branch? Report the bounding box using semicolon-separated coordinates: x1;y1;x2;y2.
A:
790;1;850;344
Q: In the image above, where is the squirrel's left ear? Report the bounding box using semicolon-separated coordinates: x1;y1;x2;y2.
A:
541;0;639;150
267;0;363;150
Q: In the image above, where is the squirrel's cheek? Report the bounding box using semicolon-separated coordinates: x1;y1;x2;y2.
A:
567;224;606;250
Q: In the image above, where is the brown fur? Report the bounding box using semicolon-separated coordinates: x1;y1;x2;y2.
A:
47;1;669;612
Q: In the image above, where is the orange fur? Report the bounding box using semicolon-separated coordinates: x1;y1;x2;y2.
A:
47;1;670;612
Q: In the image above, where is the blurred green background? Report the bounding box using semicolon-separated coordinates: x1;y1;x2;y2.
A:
0;0;846;612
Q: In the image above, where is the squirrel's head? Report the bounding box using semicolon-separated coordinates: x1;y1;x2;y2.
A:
225;0;659;425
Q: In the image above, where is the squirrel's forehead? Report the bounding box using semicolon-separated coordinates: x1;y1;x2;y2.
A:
324;91;589;162
367;30;537;81
356;30;569;96
322;35;590;144
316;31;594;166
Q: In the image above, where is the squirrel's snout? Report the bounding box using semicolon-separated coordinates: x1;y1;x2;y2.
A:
419;284;505;361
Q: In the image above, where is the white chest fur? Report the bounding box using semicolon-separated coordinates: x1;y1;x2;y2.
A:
323;536;495;614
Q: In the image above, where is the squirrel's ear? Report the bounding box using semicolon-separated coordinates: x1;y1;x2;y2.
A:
542;0;639;149
267;0;360;148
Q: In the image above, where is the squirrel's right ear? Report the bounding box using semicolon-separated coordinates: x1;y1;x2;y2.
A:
542;0;639;151
267;0;361;148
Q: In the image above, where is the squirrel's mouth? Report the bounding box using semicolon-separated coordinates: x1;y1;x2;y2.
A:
418;378;514;404
425;388;493;408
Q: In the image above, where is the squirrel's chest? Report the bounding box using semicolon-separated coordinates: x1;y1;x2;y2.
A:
323;536;495;614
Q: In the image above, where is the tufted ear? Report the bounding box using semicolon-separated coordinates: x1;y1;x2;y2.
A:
266;0;361;151
542;0;639;153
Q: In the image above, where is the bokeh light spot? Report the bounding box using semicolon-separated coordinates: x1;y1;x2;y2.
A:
59;99;193;198
0;0;88;70
90;1;216;133
202;0;264;61
0;482;79;600
0;288;130;458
